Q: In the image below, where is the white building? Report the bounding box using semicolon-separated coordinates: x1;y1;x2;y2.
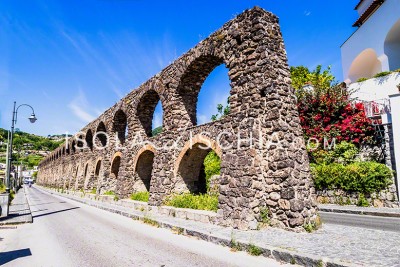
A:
341;0;400;84
341;0;400;202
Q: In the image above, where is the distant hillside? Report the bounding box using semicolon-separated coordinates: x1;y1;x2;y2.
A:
0;128;64;167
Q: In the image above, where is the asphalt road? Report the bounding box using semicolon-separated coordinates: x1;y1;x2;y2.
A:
0;186;291;267
319;211;400;232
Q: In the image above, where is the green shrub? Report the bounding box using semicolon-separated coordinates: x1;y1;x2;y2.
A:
393;68;400;73
164;193;218;212
203;151;221;192
130;191;149;202
357;193;369;207
373;71;392;78
0;183;5;194
247;244;262;256
357;77;368;82
310;141;359;165
332;141;359;164
90;188;97;194
311;161;392;193
8;190;15;205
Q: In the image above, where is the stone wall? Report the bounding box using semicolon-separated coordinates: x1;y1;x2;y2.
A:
37;7;318;231
316;184;399;208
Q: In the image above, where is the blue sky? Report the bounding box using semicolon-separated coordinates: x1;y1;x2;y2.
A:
0;0;359;136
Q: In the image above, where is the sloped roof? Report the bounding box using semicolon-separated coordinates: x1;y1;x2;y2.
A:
353;0;385;27
354;0;365;10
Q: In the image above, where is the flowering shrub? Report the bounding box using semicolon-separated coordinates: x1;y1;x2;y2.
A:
296;84;374;146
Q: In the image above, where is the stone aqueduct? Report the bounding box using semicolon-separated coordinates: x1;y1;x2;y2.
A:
38;7;318;230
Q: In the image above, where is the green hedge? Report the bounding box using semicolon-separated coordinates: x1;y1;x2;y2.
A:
311;161;393;193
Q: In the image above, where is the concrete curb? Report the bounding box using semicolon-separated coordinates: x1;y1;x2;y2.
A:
40;187;360;267
319;207;400;218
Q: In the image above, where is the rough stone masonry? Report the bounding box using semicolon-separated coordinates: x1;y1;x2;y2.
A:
37;7;319;231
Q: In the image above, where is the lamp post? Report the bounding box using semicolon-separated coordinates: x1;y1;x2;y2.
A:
5;102;37;194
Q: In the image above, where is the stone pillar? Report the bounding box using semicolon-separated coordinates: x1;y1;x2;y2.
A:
389;93;400;201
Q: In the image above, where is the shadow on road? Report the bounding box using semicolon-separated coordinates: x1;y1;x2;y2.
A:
0;248;32;265
33;207;80;219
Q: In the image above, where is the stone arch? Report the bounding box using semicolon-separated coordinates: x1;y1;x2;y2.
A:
76;134;84;151
83;162;90;189
384;19;400;70
110;152;122;180
66;142;70;155
177;54;230;126
136;90;157;136
112;109;128;144
348;48;382;82
174;135;222;194
132;144;156;192
136;90;164;137
95;121;108;148
73;166;79;190
85;129;93;151
71;140;76;154
93;158;102;189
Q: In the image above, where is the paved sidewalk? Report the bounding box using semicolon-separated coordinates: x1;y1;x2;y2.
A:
319;204;400;218
39;186;400;267
0;187;32;225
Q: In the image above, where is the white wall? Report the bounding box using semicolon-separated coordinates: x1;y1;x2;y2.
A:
350;72;400;102
385;19;400;70
341;0;400;83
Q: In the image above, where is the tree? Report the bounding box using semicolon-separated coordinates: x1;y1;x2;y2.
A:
152;126;162;137
211;97;230;121
290;65;336;90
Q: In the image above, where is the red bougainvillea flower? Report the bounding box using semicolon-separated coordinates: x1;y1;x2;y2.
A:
296;85;374;146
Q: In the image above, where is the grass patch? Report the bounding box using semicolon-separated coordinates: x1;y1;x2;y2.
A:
373;71;392;78
303;215;322;233
230;236;242;252
103;191;115;196
164;193;218;212
90;188;97;194
130;191;149;202
171;226;184;235
142;216;160;227
247;244;262;256
357;77;368;82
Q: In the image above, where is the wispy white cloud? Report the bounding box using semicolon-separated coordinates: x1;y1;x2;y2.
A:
68;90;96;123
304;11;311;16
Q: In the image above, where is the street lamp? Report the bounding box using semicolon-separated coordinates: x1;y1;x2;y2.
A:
5;102;37;194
